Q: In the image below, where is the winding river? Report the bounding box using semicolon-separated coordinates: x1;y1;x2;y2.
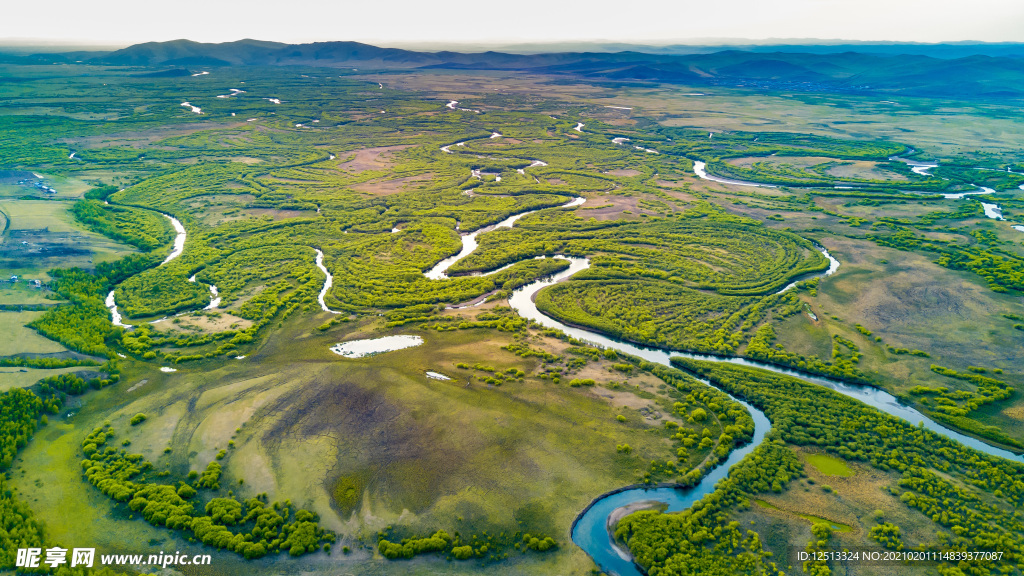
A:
694;157;1021;227
693;160;777;188
92;128;1022;573
775;247;840;294
981;202;1004;220
161;215;187;264
503;254;1023;575
694;157;1000;201
425;197;586;280
314;248;341;314
942;187;995;200
889;154;938;177
94;128;1022;571
418;143;1023;574
313;164;573;308
105;212;223;326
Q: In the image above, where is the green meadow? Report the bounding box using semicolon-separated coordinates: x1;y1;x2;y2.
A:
0;60;1020;576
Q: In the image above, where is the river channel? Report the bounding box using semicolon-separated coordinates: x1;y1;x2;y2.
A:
502;254;1021;575
105;211;223;327
419;144;1023;574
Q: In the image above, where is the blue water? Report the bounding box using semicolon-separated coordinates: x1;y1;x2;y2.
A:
568;399;770;576
418;180;1023;575
507;256;1022;576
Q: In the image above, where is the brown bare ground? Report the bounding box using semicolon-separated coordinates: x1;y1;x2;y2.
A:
245;208;309;220
578;195;653;220
1002;404;1024;423
725;156;907;184
226;156;263;165
351;174;434;196
336;145;411;172
64;121;248;149
606;169;642;177
163;312;254;334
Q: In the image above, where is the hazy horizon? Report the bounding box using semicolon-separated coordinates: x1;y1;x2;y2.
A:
2;0;1023;48
2;36;1023;56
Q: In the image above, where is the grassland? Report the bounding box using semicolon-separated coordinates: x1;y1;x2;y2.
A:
618;360;1024;576
803;452;854;477
0;61;1021;576
0;311;100;391
0;311;69;355
374;71;1024;162
12;306;721;574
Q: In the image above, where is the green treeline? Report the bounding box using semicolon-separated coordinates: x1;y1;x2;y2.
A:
72;199;174;251
628;359;1024;576
0;356;100;369
29;255;159;357
640;362;756;485
616;441;799;576
458;203;828;295
867;224;1024;294
80;424;335;559
744;324;871;384
930;166;1024;191
630;127;953;192
537;280;774;355
478;203;831;357
377;528;557;562
0;473;46;569
1;262;132;570
907;365;1021;449
0;372;116;470
699;159;947;191
116;271;209;318
0;365;118;569
378;530;452;559
0;388;46;471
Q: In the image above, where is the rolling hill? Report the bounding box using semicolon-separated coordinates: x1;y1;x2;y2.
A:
7;39;1024;99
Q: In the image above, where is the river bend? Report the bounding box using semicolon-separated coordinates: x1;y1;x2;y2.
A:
411;160;1023;574
504;254;1022;575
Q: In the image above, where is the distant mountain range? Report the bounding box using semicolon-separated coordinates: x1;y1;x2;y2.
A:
389;40;1024;59
5;39;1024;99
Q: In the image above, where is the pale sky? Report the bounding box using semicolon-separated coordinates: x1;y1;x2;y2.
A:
3;0;1023;48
